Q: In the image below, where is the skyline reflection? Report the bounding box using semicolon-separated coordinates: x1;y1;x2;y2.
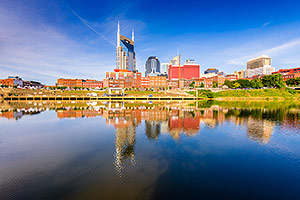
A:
1;101;300;199
1;101;299;144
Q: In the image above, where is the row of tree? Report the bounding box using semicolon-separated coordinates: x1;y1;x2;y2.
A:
285;77;300;87
224;74;286;89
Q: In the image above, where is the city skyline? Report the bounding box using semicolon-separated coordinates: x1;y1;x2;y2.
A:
1;0;300;84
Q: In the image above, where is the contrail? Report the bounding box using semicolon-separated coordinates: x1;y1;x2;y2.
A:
70;9;116;47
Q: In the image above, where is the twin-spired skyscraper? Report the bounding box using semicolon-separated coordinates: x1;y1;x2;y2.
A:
116;22;136;71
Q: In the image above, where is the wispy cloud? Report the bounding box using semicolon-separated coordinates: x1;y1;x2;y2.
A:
68;7;116;47
0;3;115;84
262;22;270;27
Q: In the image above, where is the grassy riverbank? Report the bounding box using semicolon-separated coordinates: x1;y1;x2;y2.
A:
187;88;300;100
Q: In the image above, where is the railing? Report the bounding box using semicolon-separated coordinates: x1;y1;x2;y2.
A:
3;96;199;101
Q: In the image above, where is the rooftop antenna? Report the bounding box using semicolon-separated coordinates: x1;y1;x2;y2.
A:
178;49;181;88
132;29;134;42
117;21;120;47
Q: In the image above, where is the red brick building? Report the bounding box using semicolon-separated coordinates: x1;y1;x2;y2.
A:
168;64;200;80
141;77;149;88
149;76;167;89
208;75;225;85
57;78;83;88
272;67;300;75
82;80;103;88
225;74;238;81
282;73;300;81
57;78;103;88
0;78;14;86
133;72;142;88
194;78;213;88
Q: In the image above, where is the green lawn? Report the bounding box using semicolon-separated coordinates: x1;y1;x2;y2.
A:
215;89;299;99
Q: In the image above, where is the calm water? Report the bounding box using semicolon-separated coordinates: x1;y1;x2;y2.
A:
0;101;300;200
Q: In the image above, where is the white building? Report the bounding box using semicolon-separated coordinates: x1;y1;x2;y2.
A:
160;63;169;76
247;66;275;77
246;55;275;77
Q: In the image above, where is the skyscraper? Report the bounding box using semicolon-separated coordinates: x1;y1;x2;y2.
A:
116;22;136;71
145;56;160;77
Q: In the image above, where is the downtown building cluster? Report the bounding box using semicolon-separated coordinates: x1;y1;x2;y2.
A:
3;23;299;89
54;24;300;90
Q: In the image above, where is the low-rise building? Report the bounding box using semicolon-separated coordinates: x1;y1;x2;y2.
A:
194;78;213;88
149;76;167;89
141;77;149;88
167;79;178;88
82;80;103;88
133;72;142;88
282;73;300;81
57;78;83;88
225;74;238;81
0;76;23;87
272;67;300;75
207;75;225;85
23;81;43;89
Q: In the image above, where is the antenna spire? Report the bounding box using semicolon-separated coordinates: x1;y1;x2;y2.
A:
117;21;120;47
132;29;134;42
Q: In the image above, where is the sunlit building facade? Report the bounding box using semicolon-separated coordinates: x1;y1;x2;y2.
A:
116;22;136;71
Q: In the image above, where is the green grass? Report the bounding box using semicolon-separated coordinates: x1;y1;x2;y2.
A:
186;88;300;99
215;89;299;99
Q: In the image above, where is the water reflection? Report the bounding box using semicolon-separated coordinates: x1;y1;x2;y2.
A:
1;101;299;144
1;101;300;199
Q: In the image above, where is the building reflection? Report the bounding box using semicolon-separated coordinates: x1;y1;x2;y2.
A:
1;102;299;148
247;118;275;144
0;109;41;120
2;101;300;175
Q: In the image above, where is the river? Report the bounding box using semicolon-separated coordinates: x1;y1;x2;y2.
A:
0;101;299;200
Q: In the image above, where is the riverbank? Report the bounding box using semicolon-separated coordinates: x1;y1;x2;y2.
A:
188;88;300;100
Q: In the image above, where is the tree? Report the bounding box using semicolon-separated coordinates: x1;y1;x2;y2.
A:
236;79;251;88
213;81;218;88
189;81;195;88
250;78;263;88
262;74;285;88
224;80;231;87
232;82;240;89
200;82;205;88
286;78;300;86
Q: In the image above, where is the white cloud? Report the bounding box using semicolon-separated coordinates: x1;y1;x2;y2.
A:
0;3;115;84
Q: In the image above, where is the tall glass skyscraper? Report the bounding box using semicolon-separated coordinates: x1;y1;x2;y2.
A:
116;22;136;71
145;56;160;77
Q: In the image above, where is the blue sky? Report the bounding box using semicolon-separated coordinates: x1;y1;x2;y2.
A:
1;0;300;84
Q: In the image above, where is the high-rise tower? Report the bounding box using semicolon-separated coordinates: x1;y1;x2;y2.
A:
116;22;136;71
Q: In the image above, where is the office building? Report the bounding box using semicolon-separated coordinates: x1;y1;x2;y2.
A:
116;22;136;71
145;56;160;77
246;55;275;77
204;68;219;74
234;69;247;79
168;59;200;80
160;63;170;76
169;56;180;65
